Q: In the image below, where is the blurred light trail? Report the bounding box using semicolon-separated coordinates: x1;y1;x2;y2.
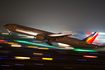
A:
73;48;97;52
27;46;38;48
16;29;38;35
0;58;7;60
33;53;43;56
77;59;87;61
2;33;9;35
35;63;44;65
83;55;98;58
6;42;18;45
0;40;6;43
42;58;53;60
99;32;105;35
58;43;70;46
0;46;2;48
15;64;24;66
11;44;21;47
18;34;28;36
15;56;30;60
38;48;49;50
1;65;10;67
14;40;64;49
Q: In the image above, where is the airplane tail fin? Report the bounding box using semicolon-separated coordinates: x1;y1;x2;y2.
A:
83;31;99;44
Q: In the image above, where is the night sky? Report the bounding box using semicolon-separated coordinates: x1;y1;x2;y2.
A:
0;0;105;33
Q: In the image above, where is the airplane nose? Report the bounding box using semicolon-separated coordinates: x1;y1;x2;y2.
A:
4;24;8;28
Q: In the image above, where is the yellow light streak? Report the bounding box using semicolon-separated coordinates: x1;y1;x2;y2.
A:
15;56;30;60
38;48;49;50
42;58;53;60
6;42;18;45
27;46;38;48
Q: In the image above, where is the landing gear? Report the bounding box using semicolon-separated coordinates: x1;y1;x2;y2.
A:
7;29;11;35
46;40;53;46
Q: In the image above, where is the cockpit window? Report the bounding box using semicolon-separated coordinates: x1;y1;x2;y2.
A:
5;24;8;26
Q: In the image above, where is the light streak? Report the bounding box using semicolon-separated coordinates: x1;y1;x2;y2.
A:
73;48;97;52
16;29;38;36
33;53;43;55
6;42;18;45
42;58;53;60
83;55;98;58
58;43;70;46
38;48;49;50
11;44;21;47
15;56;30;60
14;40;64;49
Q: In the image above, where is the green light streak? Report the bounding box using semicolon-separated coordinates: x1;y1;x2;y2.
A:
14;40;64;49
0;46;2;48
73;48;97;52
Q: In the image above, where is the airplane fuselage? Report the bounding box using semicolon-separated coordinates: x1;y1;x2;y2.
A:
4;24;97;48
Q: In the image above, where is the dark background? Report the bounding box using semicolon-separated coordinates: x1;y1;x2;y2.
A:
0;0;105;32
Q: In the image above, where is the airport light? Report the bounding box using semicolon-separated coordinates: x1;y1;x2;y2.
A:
83;55;97;58
15;56;30;60
33;53;43;56
11;44;21;47
14;40;64;49
73;48;97;52
42;58;53;60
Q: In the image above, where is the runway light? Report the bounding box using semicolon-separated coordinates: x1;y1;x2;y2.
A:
73;48;97;52
0;40;6;43
14;40;64;49
0;58;7;60
2;33;9;35
42;58;53;60
11;44;21;47
38;48;49;50
33;53;43;55
1;65;10;67
15;56;30;60
27;46;38;48
83;55;97;58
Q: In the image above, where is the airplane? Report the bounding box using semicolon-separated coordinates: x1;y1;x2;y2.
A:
4;24;100;48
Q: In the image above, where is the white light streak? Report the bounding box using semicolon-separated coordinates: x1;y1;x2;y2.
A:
2;33;9;35
16;29;38;36
58;43;70;46
11;44;21;47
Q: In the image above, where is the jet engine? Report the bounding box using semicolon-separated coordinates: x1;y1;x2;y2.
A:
35;34;45;40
